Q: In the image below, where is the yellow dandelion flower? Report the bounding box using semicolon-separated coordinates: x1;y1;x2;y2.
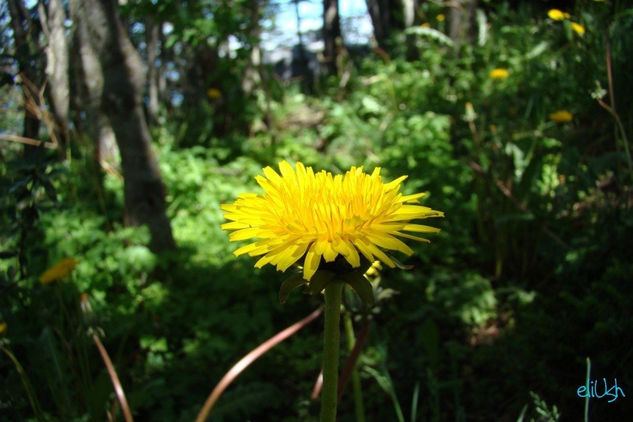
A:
221;161;443;281
0;322;6;335
437;14;445;22
548;9;570;21
420;22;430;28
489;68;509;80
549;110;573;123
571;22;586;35
206;88;222;100
39;258;79;284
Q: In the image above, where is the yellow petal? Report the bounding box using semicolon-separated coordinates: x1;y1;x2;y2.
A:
276;243;310;271
333;239;361;268
263;166;283;185
352;238;375;262
234;242;266;256
383;175;407;191
229;228;262;241
303;242;322;280
221;222;251;230
401;224;441;233
362;240;395;268
400;192;426;203
366;233;414;255
323;242;338;262
395;232;431;243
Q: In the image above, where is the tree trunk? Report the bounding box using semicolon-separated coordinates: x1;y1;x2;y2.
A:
402;0;419;60
39;0;70;157
449;0;477;48
242;0;262;96
72;0;175;251
158;24;168;106
323;0;342;75
70;0;118;165
365;0;398;49
8;0;42;147
145;18;160;125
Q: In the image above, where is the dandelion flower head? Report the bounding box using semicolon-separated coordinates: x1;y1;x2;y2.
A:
39;258;79;284
206;88;222;100
221;161;444;281
548;9;570;21
549;110;573;123
489;68;509;80
571;22;586;35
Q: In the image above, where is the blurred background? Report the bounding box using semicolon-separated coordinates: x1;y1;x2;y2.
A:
1;0;632;420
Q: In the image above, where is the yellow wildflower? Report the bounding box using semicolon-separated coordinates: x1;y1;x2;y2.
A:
39;258;79;284
489;68;509;80
549;110;573;123
421;22;430;28
206;88;222;100
437;14;445;22
571;22;586;35
221;161;443;281
548;9;570;21
0;322;6;335
364;261;383;278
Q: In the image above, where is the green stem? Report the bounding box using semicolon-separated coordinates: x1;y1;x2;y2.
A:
344;312;366;422
320;282;343;422
1;345;46;421
584;357;591;422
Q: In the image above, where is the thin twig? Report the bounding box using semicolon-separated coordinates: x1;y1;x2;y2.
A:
468;161;568;248
0;133;57;149
195;307;323;422
337;318;371;400
598;38;633;178
1;345;46;420
92;333;134;422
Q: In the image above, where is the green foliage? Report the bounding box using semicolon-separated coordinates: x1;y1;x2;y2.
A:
2;1;633;421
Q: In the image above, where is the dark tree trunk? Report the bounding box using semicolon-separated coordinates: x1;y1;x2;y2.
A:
158;24;169;106
292;0;312;92
449;0;478;48
402;0;419;60
8;0;42;147
242;0;262;96
145;18;160;125
365;0;402;49
70;0;118;165
322;0;342;75
72;0;175;251
39;0;70;156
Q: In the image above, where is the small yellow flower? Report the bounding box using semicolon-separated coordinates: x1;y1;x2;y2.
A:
221;161;443;281
571;22;586;35
437;14;445;22
549;110;573;123
364;261;383;278
206;88;222;100
39;258;79;284
489;68;509;80
548;9;570;21
420;22;430;28
0;322;6;335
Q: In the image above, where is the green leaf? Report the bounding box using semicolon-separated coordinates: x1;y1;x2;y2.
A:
306;270;336;296
278;273;307;304
342;272;375;307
